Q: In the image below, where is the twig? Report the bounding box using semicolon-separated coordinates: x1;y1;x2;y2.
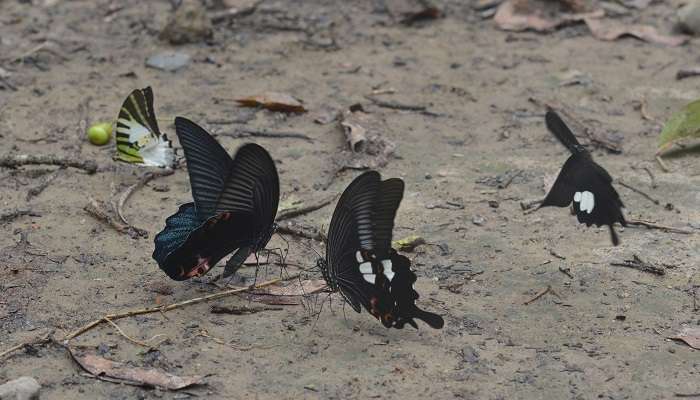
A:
0;330;53;359
364;95;427;111
548;249;566;260
676;67;700;80
26;166;64;201
210;0;261;24
64;274;300;341
276;195;337;222
610;255;665;276
642;166;657;188
104;317;167;349
84;197;148;238
116;169;175;225
210;305;283;314
520;198;544;211
499;169;523;189
627;219;694;235
219;128;313;142
524;285;555;305
639;96;656;122
277;224;326;242
618;180;660;205
0;154;97;174
558;266;574;279
0;208;41;224
675;393;700;398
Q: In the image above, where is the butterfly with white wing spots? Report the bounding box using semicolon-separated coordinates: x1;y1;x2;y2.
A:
317;171;444;329
538;111;627;246
152;117;279;281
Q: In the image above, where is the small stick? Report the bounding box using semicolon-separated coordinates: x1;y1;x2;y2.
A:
220;128;313;142
0;154;97;174
276;195;337;222
364;95;427;112
558;266;574;279
277;224;326;242
676;67;700;80
618;180;660;205
104;317;167;349
610;255;665;276
642;166;657;188
520;198;544;211
627;219;694;235
210;305;283;314
0;208;41;224
639;96;656;121
116;168;175;225
84;197;148;238
63;273;299;341
0;331;53;359
523;286;553;305
26;167;64;201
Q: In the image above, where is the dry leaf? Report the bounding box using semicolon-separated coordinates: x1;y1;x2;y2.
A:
584;18;689;47
669;327;700;350
340;111;369;152
236;92;307;113
69;349;203;390
494;0;603;32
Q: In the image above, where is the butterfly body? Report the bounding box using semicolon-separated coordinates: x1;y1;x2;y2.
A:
153;118;279;280
539;111;626;245
319;171;444;329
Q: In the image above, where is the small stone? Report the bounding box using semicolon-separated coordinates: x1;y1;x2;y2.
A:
462;345;480;363
678;0;700;35
424;173;432;180
0;377;41;400
472;215;486;226
159;0;213;44
146;52;191;72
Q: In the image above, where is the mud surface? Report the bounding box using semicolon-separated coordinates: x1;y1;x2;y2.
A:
1;1;699;399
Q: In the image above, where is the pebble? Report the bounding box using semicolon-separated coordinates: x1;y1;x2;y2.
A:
0;377;40;400
472;215;486;226
146;52;191;72
159;0;213;44
678;0;700;35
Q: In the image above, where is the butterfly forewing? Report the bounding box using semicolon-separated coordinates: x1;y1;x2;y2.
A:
174;117;234;220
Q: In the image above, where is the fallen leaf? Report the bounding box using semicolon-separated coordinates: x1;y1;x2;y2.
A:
584;18;689;47
494;0;603;32
340;110;369;152
337;107;396;170
657;98;700;155
69;348;203;390
236;92;306;113
392;235;426;252
669;327;700;350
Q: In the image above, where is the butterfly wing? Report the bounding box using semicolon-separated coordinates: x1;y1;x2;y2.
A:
545;110;584;155
326;171;382;312
174;117;234;220
371;178;404;259
116;87;175;167
540;154;626;245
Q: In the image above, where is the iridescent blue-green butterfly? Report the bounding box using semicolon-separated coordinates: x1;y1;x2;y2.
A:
153;117;279;281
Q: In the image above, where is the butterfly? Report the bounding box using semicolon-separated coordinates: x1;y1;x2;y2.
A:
538;111;626;246
153;117;279;281
316;171;444;329
115;87;176;168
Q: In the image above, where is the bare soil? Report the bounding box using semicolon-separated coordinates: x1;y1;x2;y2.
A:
1;1;699;399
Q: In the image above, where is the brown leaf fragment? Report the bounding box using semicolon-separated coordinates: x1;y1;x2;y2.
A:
69;348;203;390
669;327;700;350
584;18;689;47
494;0;603;32
340;111;370;152
337;108;396;171
235;92;307;113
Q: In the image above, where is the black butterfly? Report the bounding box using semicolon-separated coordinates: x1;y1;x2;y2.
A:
153;117;279;281
538;111;626;245
317;171;444;329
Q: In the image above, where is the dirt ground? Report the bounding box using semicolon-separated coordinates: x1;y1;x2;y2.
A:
1;0;699;399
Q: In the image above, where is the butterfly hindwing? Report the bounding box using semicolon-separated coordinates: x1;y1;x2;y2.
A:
116;87;175;167
545;110;583;154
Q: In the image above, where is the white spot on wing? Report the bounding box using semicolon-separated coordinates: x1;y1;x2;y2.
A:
573;190;595;214
359;262;373;274
355;251;363;263
381;259;394;281
363;274;376;284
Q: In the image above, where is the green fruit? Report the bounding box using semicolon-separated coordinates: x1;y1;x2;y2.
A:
87;123;111;146
95;122;113;137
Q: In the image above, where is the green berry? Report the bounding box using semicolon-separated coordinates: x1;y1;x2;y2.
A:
87;123;111;146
